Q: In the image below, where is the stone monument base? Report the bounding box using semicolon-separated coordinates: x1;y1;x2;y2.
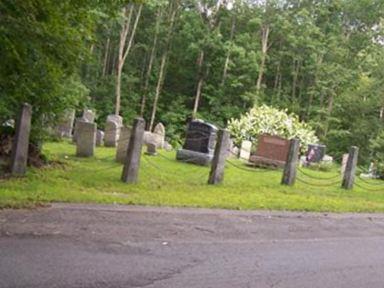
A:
249;155;285;168
176;149;213;166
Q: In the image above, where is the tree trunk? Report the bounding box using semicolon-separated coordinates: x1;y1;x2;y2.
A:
149;54;167;131
102;37;110;77
291;59;300;101
192;50;205;119
148;2;178;131
221;17;236;87
256;25;270;94
115;4;143;115
140;8;162;117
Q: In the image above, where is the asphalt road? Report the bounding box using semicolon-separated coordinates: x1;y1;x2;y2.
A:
1;204;384;288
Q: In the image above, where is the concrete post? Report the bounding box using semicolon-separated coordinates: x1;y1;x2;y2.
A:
342;146;358;190
121;118;145;184
281;138;300;186
10;103;32;176
208;129;231;185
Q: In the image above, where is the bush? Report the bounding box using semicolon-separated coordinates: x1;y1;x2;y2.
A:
228;104;318;152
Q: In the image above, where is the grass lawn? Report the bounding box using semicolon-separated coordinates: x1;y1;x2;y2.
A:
1;141;384;212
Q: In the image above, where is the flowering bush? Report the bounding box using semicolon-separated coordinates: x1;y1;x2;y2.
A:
228;105;318;152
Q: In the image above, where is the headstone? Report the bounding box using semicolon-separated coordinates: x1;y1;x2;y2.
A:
105;119;121;147
153;122;166;148
176;120;218;166
10;103;32;176
306;144;326;163
96;130;104;147
82;109;95;123
145;143;157;156
322;155;333;164
116;126;131;163
106;114;123;127
239;140;252;161
56;109;75;138
249;134;290;168
76;121;96;157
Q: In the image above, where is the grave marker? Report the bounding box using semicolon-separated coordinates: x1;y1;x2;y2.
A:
76;121;96;157
250;134;290;168
239;140;252;160
176;120;217;166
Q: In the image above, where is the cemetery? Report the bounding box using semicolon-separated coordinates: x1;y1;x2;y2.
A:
3;2;384;287
1;103;384;212
1;1;384;214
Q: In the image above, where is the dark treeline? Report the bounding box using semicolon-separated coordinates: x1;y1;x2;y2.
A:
1;0;384;163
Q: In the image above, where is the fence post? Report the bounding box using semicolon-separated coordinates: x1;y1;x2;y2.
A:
342;146;358;190
10;103;32;176
281;138;300;186
208;129;231;185
121;117;145;184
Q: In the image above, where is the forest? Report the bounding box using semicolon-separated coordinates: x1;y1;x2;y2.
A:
1;0;384;164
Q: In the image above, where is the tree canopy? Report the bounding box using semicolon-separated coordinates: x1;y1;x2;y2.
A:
1;0;384;163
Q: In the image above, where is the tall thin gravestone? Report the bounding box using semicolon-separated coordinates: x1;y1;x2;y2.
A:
10;103;32;176
342;146;358;190
281;138;300;186
121;118;145;183
208;129;230;185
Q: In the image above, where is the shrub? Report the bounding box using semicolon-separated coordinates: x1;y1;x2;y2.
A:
228;104;318;152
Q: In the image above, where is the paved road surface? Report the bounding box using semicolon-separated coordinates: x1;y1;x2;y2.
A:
1;204;384;288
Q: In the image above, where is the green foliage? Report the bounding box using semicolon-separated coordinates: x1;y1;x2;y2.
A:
228;104;318;150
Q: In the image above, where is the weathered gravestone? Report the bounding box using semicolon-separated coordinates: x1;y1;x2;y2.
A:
76;121;96;157
153;122;165;148
82;109;95;123
306;144;326;163
104;115;123;147
96;130;104;147
239;140;252;160
176;120;217;166
73;109;95;143
56;109;75;138
249;134;290;168
116;126;131;163
145;143;157;156
10;103;32;176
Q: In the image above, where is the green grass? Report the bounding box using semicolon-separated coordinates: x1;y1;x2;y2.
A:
1;141;384;212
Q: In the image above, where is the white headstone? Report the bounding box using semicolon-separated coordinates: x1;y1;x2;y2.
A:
153;122;165;148
240;140;252;161
96;130;104;147
82;109;95;123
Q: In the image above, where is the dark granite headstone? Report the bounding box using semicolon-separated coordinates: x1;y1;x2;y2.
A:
176;120;217;166
306;144;326;163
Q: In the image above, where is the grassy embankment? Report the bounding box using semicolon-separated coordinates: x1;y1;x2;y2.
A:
1;141;384;212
